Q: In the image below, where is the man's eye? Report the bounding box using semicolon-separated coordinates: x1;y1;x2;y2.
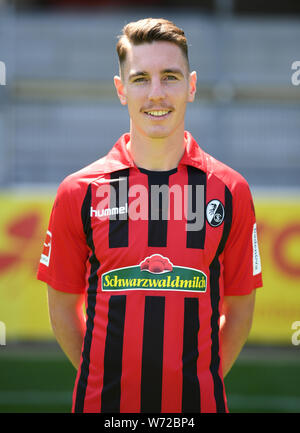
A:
133;77;147;83
164;75;178;81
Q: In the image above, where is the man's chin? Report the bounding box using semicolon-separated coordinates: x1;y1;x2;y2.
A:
144;128;170;140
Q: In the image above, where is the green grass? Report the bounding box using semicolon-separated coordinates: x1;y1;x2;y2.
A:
225;360;300;413
0;343;299;413
0;344;76;413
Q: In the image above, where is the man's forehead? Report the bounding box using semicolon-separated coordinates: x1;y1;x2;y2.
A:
122;41;188;76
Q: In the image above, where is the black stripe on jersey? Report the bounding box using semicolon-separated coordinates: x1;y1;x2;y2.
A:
109;169;129;248
182;298;201;413
141;296;165;413
186;166;206;249
74;183;100;413
209;186;232;413
146;171;172;247
101;295;126;413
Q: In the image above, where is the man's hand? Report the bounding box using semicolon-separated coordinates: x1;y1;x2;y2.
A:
220;290;256;378
47;285;86;370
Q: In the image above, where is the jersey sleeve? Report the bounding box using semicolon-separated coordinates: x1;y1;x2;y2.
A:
223;179;263;296
37;176;89;294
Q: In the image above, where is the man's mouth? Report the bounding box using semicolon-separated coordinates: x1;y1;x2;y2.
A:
144;110;172;118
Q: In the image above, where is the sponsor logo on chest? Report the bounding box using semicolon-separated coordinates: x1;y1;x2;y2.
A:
101;254;207;293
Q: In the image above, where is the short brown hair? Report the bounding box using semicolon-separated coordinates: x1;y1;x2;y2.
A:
116;18;190;72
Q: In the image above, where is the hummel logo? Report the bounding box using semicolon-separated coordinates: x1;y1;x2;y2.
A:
90;204;128;218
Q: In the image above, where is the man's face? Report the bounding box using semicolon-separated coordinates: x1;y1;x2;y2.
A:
114;41;197;140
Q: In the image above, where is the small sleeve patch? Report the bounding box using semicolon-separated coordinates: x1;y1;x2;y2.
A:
252;223;261;276
40;230;52;267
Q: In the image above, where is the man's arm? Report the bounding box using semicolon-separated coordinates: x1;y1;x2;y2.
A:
47;285;86;370
220;290;256;378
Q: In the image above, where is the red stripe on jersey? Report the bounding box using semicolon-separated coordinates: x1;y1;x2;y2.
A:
120;294;145;412
161;294;184;413
197;300;216;413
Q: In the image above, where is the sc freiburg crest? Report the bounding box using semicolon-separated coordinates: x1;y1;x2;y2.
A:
206;199;225;227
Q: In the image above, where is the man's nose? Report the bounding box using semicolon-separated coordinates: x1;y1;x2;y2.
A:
148;78;165;100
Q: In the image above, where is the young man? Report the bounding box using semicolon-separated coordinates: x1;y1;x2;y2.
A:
37;18;262;413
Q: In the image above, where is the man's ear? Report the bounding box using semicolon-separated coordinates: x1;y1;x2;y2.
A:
187;71;197;103
114;75;127;105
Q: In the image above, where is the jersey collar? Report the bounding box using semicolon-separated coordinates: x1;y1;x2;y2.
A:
178;131;207;172
99;133;135;173
103;131;207;173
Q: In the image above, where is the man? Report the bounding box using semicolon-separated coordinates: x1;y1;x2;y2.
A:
37;18;262;413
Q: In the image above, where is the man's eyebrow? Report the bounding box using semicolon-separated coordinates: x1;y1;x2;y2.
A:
129;69;184;79
162;68;184;76
129;71;148;79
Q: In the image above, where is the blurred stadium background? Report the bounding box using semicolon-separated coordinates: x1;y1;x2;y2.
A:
0;0;300;413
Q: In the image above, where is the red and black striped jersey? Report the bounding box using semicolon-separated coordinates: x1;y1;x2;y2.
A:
37;131;262;413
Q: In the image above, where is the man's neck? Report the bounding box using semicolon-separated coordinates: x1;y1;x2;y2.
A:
127;129;186;171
